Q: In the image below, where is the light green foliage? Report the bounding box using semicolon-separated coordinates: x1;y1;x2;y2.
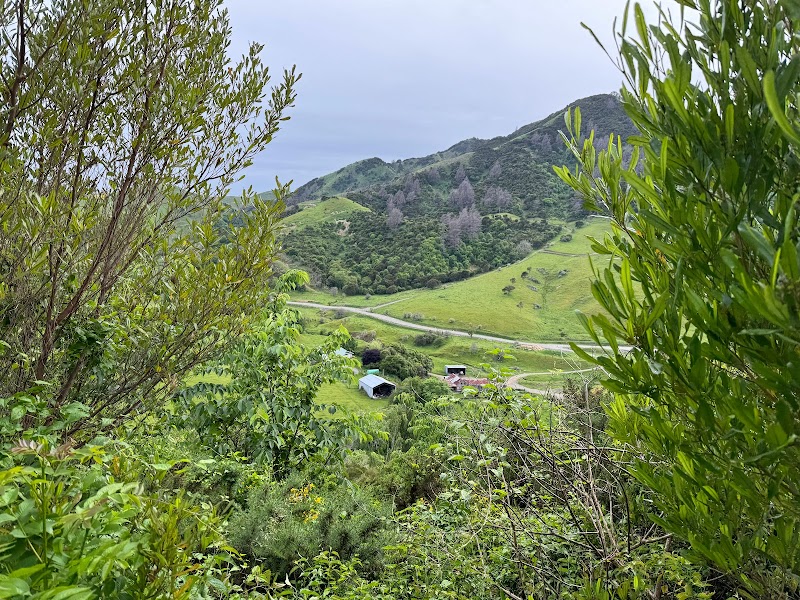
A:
0;440;223;598
282;196;370;229
0;1;300;596
557;0;800;594
393;376;451;405
172;274;372;476
0;0;297;441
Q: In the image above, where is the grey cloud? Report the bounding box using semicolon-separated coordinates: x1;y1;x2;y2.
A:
223;0;675;193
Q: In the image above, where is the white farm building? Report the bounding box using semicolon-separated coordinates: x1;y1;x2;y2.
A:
358;374;396;399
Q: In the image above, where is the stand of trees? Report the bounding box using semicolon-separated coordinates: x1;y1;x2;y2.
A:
284;212;558;295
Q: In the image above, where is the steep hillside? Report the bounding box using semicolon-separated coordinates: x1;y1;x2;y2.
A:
279;93;633;296
290;93;635;218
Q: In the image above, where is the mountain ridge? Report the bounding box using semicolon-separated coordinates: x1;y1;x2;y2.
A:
288;92;635;205
278;92;635;296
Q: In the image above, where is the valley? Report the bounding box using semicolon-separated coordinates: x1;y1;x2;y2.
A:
290;213;610;341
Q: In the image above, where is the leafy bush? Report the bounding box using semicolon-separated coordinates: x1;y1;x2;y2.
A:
362;348;382;366
0;441;223;598
227;473;393;581
394;376;450;404
413;332;448;347
379;344;434;381
172;287;365;477
557;0;800;594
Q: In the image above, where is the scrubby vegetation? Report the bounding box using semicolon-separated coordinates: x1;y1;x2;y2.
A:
284;209;559;294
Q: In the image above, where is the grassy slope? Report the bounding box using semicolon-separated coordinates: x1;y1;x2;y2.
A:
292;218;610;340
298;309;592;378
282;196;370;229
377;218;609;341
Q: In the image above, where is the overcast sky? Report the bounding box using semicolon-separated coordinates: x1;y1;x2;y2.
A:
224;1;670;193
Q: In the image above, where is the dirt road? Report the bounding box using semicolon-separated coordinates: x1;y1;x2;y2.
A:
289;301;631;354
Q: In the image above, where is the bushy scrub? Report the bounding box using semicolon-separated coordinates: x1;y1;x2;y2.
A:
227;473;394;580
393;376;451;404
413;331;448;347
0;441;224;597
379;344;433;380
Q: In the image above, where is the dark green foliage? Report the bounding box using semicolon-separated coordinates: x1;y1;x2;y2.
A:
227;473;393;580
378;344;433;381
557;0;800;594
412;332;448;347
362;348;382;366
425;278;441;289
284;211;558;294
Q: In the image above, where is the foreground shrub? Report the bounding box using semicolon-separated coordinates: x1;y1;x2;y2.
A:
0;440;223;597
227;473;394;581
557;0;800;594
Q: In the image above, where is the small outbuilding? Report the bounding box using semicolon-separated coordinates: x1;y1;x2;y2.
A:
358;374;396;399
445;364;467;376
444;374;489;392
334;348;354;359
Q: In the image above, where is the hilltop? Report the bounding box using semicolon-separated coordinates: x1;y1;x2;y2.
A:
289;93;635;217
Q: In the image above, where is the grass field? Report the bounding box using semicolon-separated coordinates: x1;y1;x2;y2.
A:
317;382;390;415
282;196;370;229
298;309;593;378
376;218;609;341
520;369;601;389
290;218;611;339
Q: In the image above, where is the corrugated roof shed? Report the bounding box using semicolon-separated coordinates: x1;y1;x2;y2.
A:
359;374;392;388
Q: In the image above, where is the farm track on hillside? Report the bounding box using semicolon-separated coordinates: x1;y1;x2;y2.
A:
289;301;632;353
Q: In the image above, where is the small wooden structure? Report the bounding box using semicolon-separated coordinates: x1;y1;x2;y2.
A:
445;364;467;375
358;374;396;399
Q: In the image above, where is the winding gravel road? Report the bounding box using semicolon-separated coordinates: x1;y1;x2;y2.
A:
289;301;631;354
505;369;599;398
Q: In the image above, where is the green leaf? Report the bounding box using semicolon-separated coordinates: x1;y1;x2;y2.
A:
763;70;800;146
0;577;30;598
735;46;762;96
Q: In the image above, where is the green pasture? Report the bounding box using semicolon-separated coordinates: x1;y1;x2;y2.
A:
290;217;611;341
281;196;370;229
377;218;610;340
298;309;592;378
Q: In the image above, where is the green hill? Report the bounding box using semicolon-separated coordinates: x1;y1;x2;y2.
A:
277;93;632;296
378;218;608;340
282;196;370;229
290;93;635;217
291;217;610;341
